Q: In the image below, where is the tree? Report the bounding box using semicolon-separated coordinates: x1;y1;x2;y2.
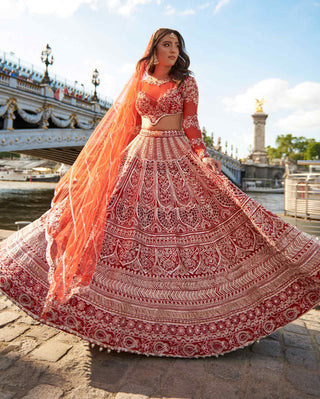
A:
266;145;279;162
0;152;20;159
267;134;319;162
201;126;213;147
275;134;296;157
305;141;320;160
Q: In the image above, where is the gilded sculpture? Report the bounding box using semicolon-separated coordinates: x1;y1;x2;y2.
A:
255;98;265;113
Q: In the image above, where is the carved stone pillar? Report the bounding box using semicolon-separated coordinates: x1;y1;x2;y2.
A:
251;112;268;164
4;98;17;131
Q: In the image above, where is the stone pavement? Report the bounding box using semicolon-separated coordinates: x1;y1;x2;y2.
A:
0;230;14;241
0;293;320;399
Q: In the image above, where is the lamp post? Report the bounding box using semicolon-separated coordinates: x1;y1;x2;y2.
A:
40;44;54;85
91;68;100;102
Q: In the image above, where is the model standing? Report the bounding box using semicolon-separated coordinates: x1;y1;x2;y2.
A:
0;28;319;357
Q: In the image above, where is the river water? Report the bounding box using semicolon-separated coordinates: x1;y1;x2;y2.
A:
0;181;285;231
0;182;55;230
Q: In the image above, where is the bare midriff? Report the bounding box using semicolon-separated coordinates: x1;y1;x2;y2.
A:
141;113;182;131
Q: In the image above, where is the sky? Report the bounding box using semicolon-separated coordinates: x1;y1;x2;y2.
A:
0;0;319;158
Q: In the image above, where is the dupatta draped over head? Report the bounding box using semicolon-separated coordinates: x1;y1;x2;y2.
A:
44;36;155;311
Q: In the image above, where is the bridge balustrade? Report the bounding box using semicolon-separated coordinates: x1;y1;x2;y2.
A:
208;148;244;185
0;74;109;164
0;73;244;183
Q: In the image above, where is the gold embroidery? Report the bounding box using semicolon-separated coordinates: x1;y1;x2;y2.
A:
183;115;200;130
145;75;173;86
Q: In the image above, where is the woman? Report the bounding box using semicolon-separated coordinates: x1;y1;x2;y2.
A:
1;28;320;358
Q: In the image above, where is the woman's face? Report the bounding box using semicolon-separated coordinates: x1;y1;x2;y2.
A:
155;33;180;67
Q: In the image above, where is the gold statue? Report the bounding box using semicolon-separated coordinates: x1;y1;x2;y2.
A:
255;98;265;113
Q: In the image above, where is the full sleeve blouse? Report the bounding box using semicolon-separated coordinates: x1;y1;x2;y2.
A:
135;75;209;159
181;76;209;159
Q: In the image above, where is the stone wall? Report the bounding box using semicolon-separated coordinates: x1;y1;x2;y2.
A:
244;164;285;180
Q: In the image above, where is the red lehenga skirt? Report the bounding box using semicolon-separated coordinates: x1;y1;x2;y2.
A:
1;129;320;358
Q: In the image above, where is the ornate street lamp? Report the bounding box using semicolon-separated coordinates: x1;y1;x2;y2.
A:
91;68;100;102
40;44;54;85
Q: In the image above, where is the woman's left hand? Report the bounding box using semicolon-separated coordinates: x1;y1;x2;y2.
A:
202;157;221;172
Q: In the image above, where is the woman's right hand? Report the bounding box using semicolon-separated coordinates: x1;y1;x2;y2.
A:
202;157;221;172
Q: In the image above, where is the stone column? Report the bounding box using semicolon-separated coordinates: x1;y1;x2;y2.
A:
251;112;268;164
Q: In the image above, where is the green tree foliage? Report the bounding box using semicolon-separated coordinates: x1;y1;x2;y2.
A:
267;134;320;162
305;141;320;160
0;152;20;159
201;126;213;147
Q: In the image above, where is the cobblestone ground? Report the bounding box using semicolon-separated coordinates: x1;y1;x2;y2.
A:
0;293;320;399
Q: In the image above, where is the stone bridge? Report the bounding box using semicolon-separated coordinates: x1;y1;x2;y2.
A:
207;148;243;186
0;73;243;185
0;72;108;164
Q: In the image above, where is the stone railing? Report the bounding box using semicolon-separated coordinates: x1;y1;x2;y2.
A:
0;73;112;112
16;79;42;95
0;78;107;133
0;73;10;86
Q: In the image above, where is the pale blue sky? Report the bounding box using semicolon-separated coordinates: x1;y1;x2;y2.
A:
1;0;319;158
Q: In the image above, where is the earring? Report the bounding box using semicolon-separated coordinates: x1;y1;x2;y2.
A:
153;55;159;65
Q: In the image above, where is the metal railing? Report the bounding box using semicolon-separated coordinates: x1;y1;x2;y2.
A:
284;173;320;237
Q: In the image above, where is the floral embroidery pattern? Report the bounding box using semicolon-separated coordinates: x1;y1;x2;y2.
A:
135;76;207;158
144;75;173;86
183;115;200;131
136;88;183;125
189;137;206;146
182;76;199;104
1;129;320;358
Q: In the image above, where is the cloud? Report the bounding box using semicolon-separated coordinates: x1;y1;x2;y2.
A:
118;62;135;74
0;0;156;19
180;8;196;16
165;5;175;15
198;2;212;10
214;0;231;14
223;79;320;113
0;0;216;19
283;81;320;109
0;0;98;19
222;79;288;114
223;79;320;134
275;109;320;132
104;0;152;17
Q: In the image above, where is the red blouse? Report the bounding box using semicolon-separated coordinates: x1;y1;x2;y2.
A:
135;75;209;159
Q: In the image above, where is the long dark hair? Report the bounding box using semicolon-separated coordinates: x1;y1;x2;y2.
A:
136;28;191;85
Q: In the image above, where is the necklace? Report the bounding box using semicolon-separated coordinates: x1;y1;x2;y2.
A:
146;75;172;86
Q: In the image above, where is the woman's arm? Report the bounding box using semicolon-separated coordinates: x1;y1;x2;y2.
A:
182;76;221;171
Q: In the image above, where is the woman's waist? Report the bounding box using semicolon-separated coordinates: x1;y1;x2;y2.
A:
141;114;182;131
139;129;185;138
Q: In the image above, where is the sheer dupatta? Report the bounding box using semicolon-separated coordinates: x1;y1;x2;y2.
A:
44;40;152;313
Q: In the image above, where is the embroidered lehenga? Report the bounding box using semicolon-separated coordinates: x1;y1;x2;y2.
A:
1;74;320;358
